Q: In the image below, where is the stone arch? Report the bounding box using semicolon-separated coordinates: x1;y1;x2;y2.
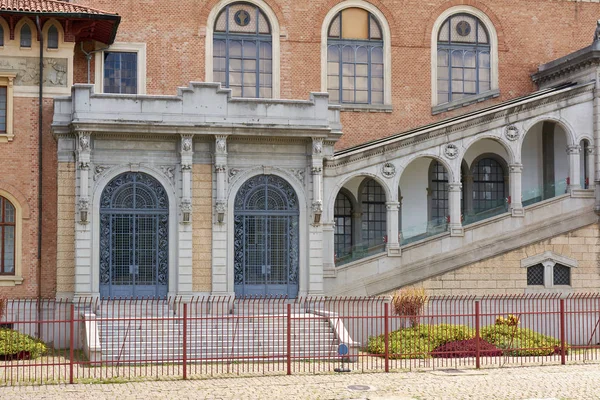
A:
204;0;281;98
462;134;515;165
522;116;578;147
398;153;457;183
326;172;392;219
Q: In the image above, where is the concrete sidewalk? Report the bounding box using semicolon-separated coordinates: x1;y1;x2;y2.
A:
3;364;600;399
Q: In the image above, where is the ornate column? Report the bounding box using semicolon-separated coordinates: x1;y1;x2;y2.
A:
448;183;464;237
215;135;228;223
509;163;524;217
74;131;92;299
309;138;324;295
311;138;324;225
180;135;193;223
386;202;401;256
567;144;582;192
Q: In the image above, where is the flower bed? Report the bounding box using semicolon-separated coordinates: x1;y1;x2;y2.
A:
0;329;47;360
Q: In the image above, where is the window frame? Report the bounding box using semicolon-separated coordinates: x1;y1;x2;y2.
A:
0;196;16;275
94;42;147;95
359;179;387;250
430;6;499;113
205;0;281;99
320;1;392;109
0;191;24;286
0;74;15;142
521;251;577;291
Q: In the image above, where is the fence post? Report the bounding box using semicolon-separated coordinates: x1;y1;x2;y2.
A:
475;301;480;369
560;298;566;365
69;303;74;384
183;303;188;380
384;302;389;373
286;303;292;375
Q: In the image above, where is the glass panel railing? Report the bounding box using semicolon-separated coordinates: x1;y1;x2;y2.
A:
335;240;386;267
522;180;568;207
400;217;448;246
462;199;509;226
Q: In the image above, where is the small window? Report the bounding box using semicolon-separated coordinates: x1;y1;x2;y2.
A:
0;86;6;133
103;52;138;94
527;264;544;286
47;25;59;49
553;264;570;285
0;196;15;275
20;24;32;48
0;26;4;47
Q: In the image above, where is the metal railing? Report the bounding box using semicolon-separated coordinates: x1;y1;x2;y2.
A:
2;294;600;385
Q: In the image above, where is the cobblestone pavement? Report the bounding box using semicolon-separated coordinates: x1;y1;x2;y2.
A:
3;364;600;399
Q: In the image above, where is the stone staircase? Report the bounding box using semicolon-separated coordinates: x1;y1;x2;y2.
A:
91;301;345;364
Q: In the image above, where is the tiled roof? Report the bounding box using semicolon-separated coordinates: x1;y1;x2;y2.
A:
0;0;117;16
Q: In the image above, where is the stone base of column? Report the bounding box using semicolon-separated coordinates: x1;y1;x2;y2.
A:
449;224;464;237
386;244;401;257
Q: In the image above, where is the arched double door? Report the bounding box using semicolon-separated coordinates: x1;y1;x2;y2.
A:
99;172;169;298
234;175;299;298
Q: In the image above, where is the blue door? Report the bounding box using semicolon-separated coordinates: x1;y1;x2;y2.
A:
99;172;169;299
234;175;299;298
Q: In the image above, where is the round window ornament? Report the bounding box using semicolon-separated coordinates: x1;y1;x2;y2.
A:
234;10;251;27
505;125;520;141
456;21;471;37
444;143;460;159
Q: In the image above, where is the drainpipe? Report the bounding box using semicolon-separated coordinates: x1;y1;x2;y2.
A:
35;16;43;335
80;42;108;84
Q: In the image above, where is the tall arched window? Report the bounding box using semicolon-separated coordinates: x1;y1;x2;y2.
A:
0;196;15;275
472;158;505;213
437;14;490;104
429;161;449;223
47;25;59;49
334;191;353;261
213;2;272;98
20;24;32;48
360;179;386;249
0;25;4;47
327;8;383;105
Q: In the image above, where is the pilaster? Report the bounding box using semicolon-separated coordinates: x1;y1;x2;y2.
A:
74;131;92;295
567;144;582;192
509;163;524;217
448;183;464;237
386;201;401;256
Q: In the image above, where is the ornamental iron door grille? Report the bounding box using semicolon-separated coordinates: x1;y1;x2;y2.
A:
234;175;299;298
99;172;169;298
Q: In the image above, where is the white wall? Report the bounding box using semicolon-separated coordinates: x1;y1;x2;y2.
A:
522;123;543;201
400;158;431;237
463;139;509;169
553;125;569;195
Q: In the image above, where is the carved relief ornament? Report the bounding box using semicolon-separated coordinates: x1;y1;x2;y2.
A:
443;143;459;159
381;162;396;178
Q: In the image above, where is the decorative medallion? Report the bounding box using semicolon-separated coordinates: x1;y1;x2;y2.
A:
381;162;396;178
456;21;471;37
443;143;460;159
234;10;251;27
505;125;520;141
182;137;192;152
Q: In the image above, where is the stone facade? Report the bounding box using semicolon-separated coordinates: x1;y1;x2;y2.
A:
401;223;600;296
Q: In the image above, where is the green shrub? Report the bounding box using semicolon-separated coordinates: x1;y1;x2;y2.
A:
481;324;561;356
0;329;47;359
367;323;474;359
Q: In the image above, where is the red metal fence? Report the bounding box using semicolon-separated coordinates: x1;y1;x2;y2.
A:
2;294;600;385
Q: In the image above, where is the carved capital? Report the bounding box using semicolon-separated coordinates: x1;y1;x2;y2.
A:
312;138;323;155
181;163;192;171
215;135;227;154
448;183;462;191
509;163;524;173
215;164;227;173
567;145;581;155
181;136;193;152
311;166;322;175
311;200;323;214
78;132;91;152
79;161;90;170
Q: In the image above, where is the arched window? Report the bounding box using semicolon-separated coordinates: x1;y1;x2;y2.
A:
429;161;449;223
213;2;272;98
20;24;32;48
0;25;4;47
0;196;15;275
360;179;386;249
437;13;490;105
327;8;383;105
47;25;59;49
472;158;505;213
334;191;353;261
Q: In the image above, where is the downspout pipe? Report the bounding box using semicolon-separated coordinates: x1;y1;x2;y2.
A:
35;17;43;331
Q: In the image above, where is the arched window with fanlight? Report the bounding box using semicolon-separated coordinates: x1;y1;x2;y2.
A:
213;2;272;98
437;13;490;105
0;196;15;275
327;8;384;105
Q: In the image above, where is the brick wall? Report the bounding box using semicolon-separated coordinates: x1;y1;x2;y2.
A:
399;223;600;296
192;164;212;293
55;162;75;296
74;0;600;149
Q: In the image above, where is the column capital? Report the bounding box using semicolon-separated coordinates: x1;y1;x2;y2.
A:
567;144;581;155
312;137;324;155
509;163;523;173
385;201;400;210
448;182;462;192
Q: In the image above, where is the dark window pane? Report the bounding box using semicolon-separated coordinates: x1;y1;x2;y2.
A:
20;24;31;47
48;25;59;49
553;264;570;285
104;52;138;94
527;264;544;286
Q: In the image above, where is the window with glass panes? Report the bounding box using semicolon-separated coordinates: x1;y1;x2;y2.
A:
527;264;544;286
429;161;449;222
360;179;386;249
103;52;138;94
0;26;4;47
20;24;31;47
47;25;58;49
334;192;352;260
553;264;570;286
327;8;383;105
0;87;6;133
472;158;505;213
437;14;490;104
213;3;272;98
0;196;15;275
